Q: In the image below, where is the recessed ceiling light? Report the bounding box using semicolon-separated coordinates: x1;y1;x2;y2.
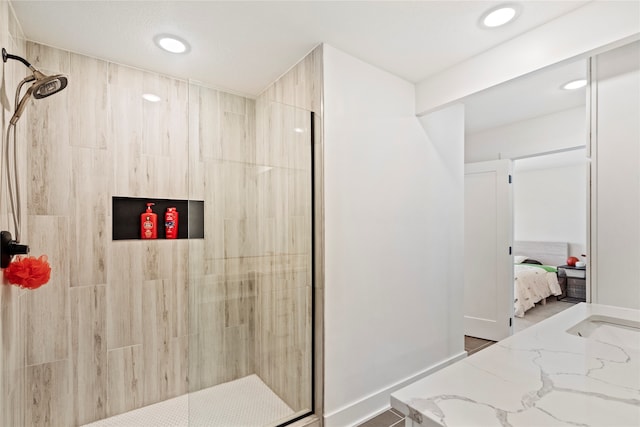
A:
154;34;190;54
562;79;587;90
294;127;305;133
142;93;161;102
480;4;520;28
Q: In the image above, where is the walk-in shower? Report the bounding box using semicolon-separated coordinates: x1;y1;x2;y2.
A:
0;40;316;427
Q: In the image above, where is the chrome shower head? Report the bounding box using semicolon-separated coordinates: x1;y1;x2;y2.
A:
2;48;68;124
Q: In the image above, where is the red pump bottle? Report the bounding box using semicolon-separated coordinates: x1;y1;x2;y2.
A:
165;207;179;239
140;203;158;239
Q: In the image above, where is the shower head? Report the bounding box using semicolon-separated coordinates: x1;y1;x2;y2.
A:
31;71;68;99
2;48;68;124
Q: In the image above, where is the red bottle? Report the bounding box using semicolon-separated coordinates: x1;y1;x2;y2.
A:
140;203;158;239
165;207;178;239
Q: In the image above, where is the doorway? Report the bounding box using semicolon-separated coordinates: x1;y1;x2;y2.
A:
462;58;589;342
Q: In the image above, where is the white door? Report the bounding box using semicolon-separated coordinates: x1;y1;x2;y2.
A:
464;160;513;341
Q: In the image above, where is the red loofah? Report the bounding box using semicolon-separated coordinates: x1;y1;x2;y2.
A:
4;255;51;290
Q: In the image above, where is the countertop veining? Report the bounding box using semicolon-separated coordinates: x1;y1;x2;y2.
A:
391;303;640;426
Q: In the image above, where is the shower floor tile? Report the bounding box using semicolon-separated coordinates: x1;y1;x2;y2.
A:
82;374;294;427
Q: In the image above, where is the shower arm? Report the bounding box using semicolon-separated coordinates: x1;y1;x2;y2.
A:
3;48;50;79
2;48;31;68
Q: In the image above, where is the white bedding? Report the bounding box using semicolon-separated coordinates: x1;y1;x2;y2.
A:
514;264;562;317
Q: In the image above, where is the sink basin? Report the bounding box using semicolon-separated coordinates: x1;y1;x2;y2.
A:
567;315;640;350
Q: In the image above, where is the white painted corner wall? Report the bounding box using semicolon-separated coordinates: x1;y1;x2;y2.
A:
591;41;640;310
465;107;586;163
514;164;587;257
322;44;464;426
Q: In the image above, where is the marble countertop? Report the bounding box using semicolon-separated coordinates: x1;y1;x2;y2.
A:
391;303;640;426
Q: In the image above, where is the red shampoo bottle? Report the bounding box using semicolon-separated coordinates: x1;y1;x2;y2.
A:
140;203;158;239
165;207;178;239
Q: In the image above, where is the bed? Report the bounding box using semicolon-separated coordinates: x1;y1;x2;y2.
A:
513;241;567;317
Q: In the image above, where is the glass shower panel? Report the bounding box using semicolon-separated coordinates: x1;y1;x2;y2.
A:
187;88;313;427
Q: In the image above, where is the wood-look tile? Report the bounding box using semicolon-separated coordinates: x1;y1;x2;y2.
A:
188;84;206;200
253;45;322;412
141;279;173;406
142;73;188;158
223;161;257;220
223;217;258;259
189;274;255;391
11;40;323;426
25;360;71;427
222;324;253;383
141;73;189;199
70;285;107;425
108;62;144;197
27;68;71;216
24;215;69;366
266;44;322;114
202;159;225;260
27;41;70;74
143;241;173;281
256;274;312;410
192;324;252;389
0;286;26;427
107;242;143;349
261;102;288;168
70;147;110;287
69;53;108;150
189;330;223;391
138;274;189;403
173;240;190;338
1;21;26;427
246;99;257;162
169;335;189;398
220;92;246;114
106;345;143;417
223;277;254;328
0;1;9;42
222;111;254;163
198;86;222;160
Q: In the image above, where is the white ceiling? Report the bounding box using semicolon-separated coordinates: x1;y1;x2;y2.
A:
463;58;588;134
10;0;589;97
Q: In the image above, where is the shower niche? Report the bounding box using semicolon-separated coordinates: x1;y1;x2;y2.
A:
112;196;204;240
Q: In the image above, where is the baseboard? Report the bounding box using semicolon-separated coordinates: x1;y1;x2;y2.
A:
323;351;467;427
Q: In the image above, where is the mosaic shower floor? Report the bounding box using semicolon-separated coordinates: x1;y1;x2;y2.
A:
82;374;294;427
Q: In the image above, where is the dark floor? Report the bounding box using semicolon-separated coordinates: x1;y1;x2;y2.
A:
356;407;405;427
355;336;496;427
464;334;496;355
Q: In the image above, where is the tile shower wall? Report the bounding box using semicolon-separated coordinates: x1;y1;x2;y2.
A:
254;46;323;412
0;1;27;426
10;40;257;426
1;24;322;425
187;83;258;392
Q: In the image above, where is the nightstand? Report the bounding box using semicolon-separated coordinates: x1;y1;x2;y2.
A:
557;265;586;303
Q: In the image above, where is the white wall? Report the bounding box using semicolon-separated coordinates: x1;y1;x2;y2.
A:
465;107;586;163
416;1;640;115
514;164;586;257
323;45;465;426
591;41;640;309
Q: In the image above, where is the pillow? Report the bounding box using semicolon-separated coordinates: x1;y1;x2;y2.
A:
514;255;528;264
